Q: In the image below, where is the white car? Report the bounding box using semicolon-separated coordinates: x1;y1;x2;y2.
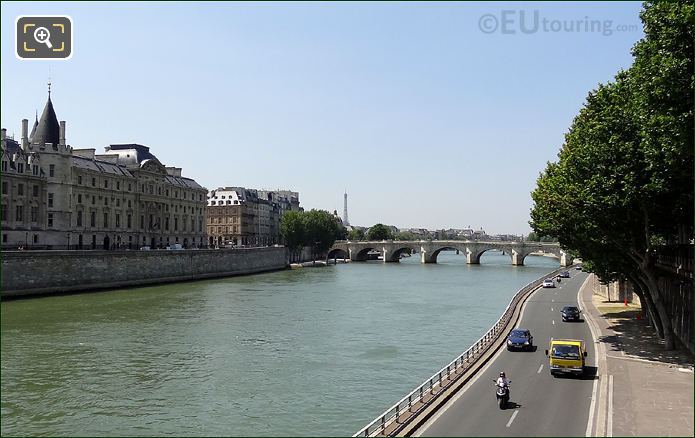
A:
542;278;556;288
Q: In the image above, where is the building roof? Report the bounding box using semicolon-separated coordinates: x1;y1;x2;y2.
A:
32;95;60;149
104;144;160;166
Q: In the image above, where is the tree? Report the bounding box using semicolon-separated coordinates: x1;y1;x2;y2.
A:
280;210;306;262
529;1;693;350
526;232;540;242
303;209;342;262
367;223;394;241
348;228;365;241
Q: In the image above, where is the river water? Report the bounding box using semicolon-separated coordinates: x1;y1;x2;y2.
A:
1;251;558;436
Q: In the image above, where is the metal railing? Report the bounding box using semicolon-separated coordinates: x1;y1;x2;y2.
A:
353;267;568;437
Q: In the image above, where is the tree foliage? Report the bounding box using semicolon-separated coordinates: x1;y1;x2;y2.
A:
348;228;365;241
529;0;693;350
367;223;394;241
280;209;343;261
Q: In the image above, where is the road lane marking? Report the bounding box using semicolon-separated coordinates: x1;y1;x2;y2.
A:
537;364;543;374
506;410;519;428
607;375;614;437
552;320;555;325
578;275;602;438
551;307;553;312
551;299;554;302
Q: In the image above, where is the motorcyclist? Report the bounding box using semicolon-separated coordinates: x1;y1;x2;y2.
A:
496;371;510;388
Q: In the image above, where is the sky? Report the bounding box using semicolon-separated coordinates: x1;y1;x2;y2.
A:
1;1;644;235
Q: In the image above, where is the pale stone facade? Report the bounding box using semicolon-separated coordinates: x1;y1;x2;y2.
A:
1;91;208;249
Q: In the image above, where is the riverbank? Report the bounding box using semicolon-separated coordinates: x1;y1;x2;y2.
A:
1;247;287;298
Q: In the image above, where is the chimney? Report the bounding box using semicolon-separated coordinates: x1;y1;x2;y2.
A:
21;119;29;150
59;121;66;146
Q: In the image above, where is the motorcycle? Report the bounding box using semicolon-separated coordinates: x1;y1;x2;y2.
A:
493;380;511;409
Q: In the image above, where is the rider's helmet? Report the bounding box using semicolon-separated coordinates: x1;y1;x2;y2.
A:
499;371;506;378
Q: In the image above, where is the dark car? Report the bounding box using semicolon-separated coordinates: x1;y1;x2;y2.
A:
561;306;581;322
506;328;533;351
559;271;570;278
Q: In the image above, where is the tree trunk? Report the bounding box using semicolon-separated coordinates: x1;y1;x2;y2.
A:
628;272;662;336
640;266;676;350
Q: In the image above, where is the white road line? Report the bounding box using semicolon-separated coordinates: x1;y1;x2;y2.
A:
552;320;555;325
551;307;554;312
506;410;519;428
579;275;601;438
537;364;543;374
607;375;614;437
551;299;555;302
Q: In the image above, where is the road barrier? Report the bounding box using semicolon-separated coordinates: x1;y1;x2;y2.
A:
353;266;569;437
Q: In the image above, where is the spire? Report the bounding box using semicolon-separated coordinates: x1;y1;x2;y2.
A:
33;85;60;149
29;110;39;142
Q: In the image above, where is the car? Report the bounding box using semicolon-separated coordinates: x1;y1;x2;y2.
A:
542;278;555;288
575;265;582;270
560;305;581;322
506;328;533;351
545;339;588;377
559;271;570;278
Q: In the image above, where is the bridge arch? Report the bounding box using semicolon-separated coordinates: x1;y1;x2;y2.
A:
326;248;349;261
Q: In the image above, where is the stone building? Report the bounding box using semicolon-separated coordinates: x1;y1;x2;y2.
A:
207;187;300;247
1;89;208;249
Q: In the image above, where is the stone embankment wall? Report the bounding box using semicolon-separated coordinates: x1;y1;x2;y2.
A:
1;247;288;298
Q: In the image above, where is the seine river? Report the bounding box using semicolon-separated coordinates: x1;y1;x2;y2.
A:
1;251;558;436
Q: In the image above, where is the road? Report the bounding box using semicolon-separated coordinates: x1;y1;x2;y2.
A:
415;271;596;436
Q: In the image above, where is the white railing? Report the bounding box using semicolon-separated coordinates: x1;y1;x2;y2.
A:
353;267;568;437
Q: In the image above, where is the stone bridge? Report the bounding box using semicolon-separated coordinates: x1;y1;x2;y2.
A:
327;240;569;266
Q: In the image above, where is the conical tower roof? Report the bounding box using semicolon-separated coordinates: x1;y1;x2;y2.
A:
32;94;60;149
29;111;38;142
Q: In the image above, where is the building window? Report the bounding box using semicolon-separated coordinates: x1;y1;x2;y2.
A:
2;234;6;242
104;179;109;188
31;206;38;222
1;182;7;195
33;234;38;243
104;197;108;206
1;204;7;222
165;217;169;231
141;184;145;193
1;161;7;172
90;211;96;227
116;198;120;207
116;214;120;228
103;213;108;228
49;164;55;177
17;184;24;196
174;217;178;231
128;200;132;208
32;165;38;176
149;185;153;194
78;175;82;184
92;177;96;186
33;185;39;197
140;215;144;229
48;193;54;207
117;181;120;190
128;183;132;191
77;211;83;226
78;194;82;204
127;214;132;228
18;163;24;173
47;212;53;227
166;189;169;196
92;195;96;205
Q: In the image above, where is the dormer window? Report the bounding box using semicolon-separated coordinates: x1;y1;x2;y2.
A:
17;163;24;173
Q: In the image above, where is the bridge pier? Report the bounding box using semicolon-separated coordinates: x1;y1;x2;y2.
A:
511;250;524;266
383;248;400;263
420;248;437;263
466;249;480;265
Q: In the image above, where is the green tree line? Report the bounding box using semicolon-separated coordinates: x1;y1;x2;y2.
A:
280;210;346;262
529;1;693;349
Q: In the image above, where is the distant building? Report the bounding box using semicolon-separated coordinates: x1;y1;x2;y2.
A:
207;187;301;247
1;88;207;249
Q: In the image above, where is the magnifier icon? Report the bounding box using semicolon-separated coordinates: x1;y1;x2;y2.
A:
33;26;53;49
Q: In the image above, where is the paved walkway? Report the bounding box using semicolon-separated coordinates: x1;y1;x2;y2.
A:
580;275;694;436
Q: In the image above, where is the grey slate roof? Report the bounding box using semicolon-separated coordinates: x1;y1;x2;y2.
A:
32;96;60;149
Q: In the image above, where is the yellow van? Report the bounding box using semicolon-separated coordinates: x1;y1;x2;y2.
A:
545;339;587;377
